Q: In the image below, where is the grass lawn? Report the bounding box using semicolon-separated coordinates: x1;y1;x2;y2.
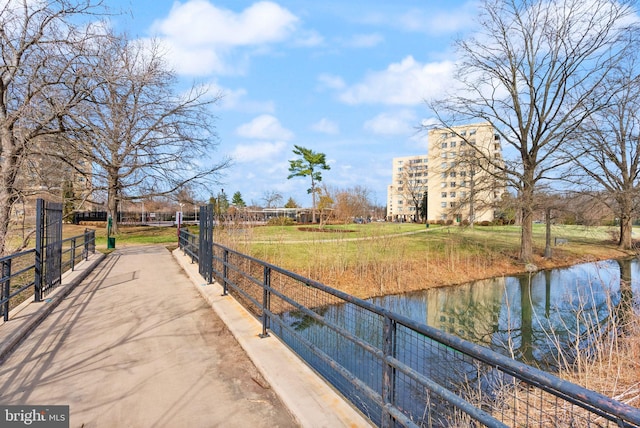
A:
43;221;631;298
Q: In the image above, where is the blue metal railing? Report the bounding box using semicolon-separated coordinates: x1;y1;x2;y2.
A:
178;227;640;427
1;229;96;322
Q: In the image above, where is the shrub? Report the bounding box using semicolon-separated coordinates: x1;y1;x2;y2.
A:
267;217;295;226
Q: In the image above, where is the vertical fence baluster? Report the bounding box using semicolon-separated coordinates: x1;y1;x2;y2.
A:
34;199;43;302
2;259;10;321
381;315;397;428
84;229;89;261
70;238;76;271
260;266;271;338
222;249;229;295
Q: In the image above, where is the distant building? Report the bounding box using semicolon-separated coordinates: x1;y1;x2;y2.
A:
387;155;429;222
12;137;93;223
387;123;504;223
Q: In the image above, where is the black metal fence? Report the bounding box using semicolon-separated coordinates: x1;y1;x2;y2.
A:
1;200;96;321
178;227;640;428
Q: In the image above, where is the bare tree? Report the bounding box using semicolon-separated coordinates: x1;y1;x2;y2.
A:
397;157;428;223
60;31;229;234
429;0;637;262
433;130;504;226
331;185;374;223
262;190;283;208
565;50;640;250
0;0;107;254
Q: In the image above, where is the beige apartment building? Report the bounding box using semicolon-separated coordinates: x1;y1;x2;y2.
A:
387;155;429;222
387;123;504;223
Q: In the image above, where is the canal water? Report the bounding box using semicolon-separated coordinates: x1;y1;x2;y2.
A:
273;257;640;425
369;257;640;370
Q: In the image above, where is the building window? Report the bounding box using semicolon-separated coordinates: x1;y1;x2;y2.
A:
441;172;447;178
441;162;447;169
450;192;456;198
441;152;447;158
450;141;456;148
450;202;456;208
441;202;447;208
441;182;447;188
450;172;456;177
450;182;456;187
441;142;447;148
470;129;477;135
441;192;447;198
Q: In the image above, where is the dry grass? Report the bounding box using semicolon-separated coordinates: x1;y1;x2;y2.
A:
215;223;633;299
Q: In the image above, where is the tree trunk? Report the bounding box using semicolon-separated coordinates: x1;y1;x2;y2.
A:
0;191;13;256
519;182;535;262
0;133;19;256
520;209;534;262
616;194;633;249
311;178;317;224
107;184;119;235
619;212;633;250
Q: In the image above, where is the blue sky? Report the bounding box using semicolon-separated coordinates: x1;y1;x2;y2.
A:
109;0;478;207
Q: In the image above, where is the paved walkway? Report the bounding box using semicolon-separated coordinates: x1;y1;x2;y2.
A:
0;245;370;428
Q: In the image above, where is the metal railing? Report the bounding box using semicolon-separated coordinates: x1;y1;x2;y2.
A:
178;228;640;427
1;229;96;322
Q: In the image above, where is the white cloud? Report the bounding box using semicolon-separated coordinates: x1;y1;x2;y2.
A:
360;2;478;35
339;56;455;105
207;83;275;113
231;141;287;163
317;73;346;90
236;114;294;140
347;33;384;48
363;110;417;136
293;29;324;47
311;118;339;135
153;1;298;46
151;1;299;75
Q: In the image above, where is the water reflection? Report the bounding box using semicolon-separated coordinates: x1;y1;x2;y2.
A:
371;257;640;370
275;258;640;424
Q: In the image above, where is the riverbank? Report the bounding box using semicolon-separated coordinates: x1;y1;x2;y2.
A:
58;223;637;300
223;224;637;300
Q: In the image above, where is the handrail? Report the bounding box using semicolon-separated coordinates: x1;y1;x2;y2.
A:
178;231;640;427
1;229;96;322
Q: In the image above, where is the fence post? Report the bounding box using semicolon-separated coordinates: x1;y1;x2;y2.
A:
84;229;89;260
70;238;76;271
222;249;229;296
381;315;397;428
2;259;10;322
34;199;44;302
259;266;271;338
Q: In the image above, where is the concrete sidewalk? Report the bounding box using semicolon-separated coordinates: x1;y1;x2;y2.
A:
0;245;371;427
0;245;297;427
